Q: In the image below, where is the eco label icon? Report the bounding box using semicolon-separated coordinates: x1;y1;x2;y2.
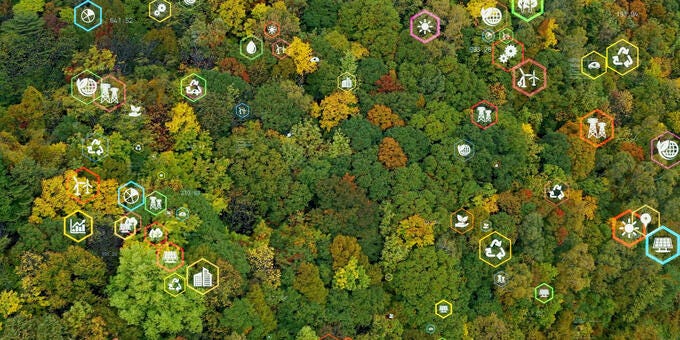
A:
511;0;544;23
82;132;109;162
164;272;186;297
606;39;639;76
71;69;101;104
651;131;680;169
479;231;512;267
544;181;569;206
180;73;207;102
450;208;474;234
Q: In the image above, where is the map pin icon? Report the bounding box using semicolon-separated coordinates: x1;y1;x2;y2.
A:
640;213;652;226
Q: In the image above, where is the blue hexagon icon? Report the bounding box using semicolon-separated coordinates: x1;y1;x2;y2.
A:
74;1;103;32
117;181;146;212
645;226;680;265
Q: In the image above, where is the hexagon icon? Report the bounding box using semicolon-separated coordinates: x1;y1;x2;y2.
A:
454;139;475;162
606;39;639;76
511;0;544;23
319;334;339;340
410;9;441;44
176;207;190;221
534;283;554;304
434;299;453;319
579;109;614;148
470;100;499;130
92;75;126;112
74;1;102;32
145;191;167;216
511;59;547;97
157;242;185;272
493;271;508;288
492;39;524;72
180;73;207;102
479;3;511;32
240;35;264;60
481;29;495;43
63;210;94;243
186;258;220;295
164;272;186;297
651;131;680;169
71;69;101;104
544;181;569;206
149;0;172;22
479;231;512;268
114;212;141;240
450;208;474;234
271;39;289;59
234;103;251;119
263;21;281;39
581;51;607;80
81;132;109;162
179;0;198;8
144;222;168;246
645;226;680;265
337;72;357;92
632;205;661;233
117;180;145;212
611;209;646;248
496;27;514;43
66;167;101;205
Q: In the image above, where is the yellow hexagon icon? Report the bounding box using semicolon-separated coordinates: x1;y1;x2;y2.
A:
606;39;639;76
479;231;512;268
450;208;474;234
580;51;607;80
434;299;453;319
63;210;94;242
186;258;219;295
632;204;661;233
164;272;186;297
149;0;172;23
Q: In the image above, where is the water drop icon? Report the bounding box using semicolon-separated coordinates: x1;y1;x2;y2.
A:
246;40;257;54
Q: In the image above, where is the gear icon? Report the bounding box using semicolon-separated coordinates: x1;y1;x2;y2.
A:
499;55;509;63
504;44;518;58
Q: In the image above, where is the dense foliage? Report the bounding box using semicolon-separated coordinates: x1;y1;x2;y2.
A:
0;0;679;338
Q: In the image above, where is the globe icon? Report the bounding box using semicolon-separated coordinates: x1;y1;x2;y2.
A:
76;77;98;96
81;8;96;24
481;7;503;27
657;139;679;161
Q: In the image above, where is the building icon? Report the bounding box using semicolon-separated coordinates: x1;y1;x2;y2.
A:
193;267;213;287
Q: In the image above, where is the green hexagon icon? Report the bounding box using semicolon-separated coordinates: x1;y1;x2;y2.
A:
606;39;639;76
180;73;207;102
71;70;101;104
145;191;167;216
534;283;554;303
511;0;544;22
240;35;264;60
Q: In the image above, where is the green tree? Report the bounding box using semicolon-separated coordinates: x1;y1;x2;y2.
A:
293;262;328;304
107;242;205;339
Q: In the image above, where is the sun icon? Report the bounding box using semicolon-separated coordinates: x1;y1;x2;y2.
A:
619;217;641;239
418;18;433;35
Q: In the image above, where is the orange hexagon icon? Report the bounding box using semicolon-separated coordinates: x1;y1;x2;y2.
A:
450;208;474;234
543;181;569;206
611;209;646;248
66;167;101;205
156;242;185;272
579;109;614;148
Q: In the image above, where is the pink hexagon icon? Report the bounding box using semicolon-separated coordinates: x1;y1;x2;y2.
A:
410;10;441;44
651;131;680;169
470;100;498;130
511;59;547;97
93;75;126;112
144;222;168;246
156;242;185;272
492;38;524;72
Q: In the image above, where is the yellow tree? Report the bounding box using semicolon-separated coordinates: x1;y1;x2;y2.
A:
538;18;559;48
366;104;404;130
311;91;359;131
29;173;121;224
396;215;435;248
212;0;247;36
166;102;201;152
378;137;407;169
466;0;497;17
286;37;318;76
